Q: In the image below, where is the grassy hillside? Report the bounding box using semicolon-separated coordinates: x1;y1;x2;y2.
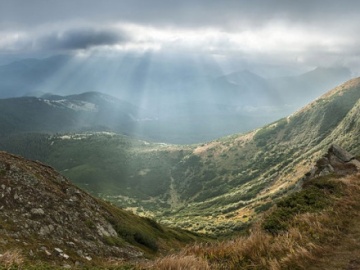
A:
0;78;359;235
2;147;360;269
0;133;193;212
0;151;202;269
147;171;360;270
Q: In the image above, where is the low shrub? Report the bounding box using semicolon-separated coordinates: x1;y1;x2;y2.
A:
263;175;343;234
134;232;158;252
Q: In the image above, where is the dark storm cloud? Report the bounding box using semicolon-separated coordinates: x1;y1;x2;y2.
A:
1;0;360;74
37;28;128;50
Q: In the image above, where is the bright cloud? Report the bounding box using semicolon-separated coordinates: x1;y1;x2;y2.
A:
1;0;360;73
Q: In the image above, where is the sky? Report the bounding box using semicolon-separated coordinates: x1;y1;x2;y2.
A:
1;0;360;75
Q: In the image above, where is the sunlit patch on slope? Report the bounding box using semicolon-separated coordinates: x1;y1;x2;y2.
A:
43;99;98;112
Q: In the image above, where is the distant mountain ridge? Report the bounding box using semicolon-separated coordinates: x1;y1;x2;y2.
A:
0;54;352;143
0;92;143;136
268;66;351;107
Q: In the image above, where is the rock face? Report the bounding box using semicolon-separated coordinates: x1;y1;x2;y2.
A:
305;145;360;180
329;144;355;163
0;151;146;265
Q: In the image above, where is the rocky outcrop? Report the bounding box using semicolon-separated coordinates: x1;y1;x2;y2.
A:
0;151;146;266
329;144;355;162
305;145;360;180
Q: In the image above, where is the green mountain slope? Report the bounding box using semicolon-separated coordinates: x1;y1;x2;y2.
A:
0;151;200;269
1;77;359;235
0;92;141;136
149;151;360;270
164;77;360;233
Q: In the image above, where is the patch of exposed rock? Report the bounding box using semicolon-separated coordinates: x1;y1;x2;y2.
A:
0;151;144;265
305;144;360;180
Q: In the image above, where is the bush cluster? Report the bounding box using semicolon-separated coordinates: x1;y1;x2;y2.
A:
263;175;342;234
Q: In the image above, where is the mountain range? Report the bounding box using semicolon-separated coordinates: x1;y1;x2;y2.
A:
1;76;359;235
0;65;360;268
0;54;352;143
2;133;360;269
1;117;360;269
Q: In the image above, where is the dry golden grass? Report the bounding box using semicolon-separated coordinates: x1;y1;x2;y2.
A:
147;173;360;270
148;224;320;269
152;254;210;270
0;249;24;269
178;225;320;270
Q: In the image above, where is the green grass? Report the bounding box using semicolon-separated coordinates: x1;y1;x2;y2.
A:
263;175;343;234
95;198;201;254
